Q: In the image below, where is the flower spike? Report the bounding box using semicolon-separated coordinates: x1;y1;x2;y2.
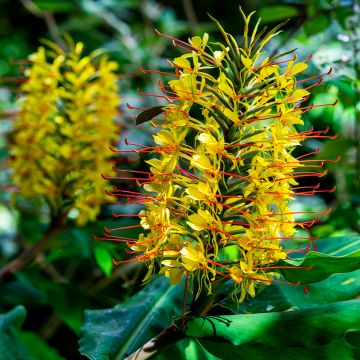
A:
112;11;335;302
10;39;120;225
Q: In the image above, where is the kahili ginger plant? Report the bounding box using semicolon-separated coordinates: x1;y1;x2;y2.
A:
10;39;120;225
108;9;336;307
0;39;120;280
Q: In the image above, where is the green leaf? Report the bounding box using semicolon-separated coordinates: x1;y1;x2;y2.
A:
158;339;220;360
184;299;360;360
279;248;360;285
258;6;299;23
220;269;360;314
304;14;330;36
94;246;113;277
27;276;97;335
79;276;185;360
19;332;65;360
33;0;76;12
0;276;45;307
312;236;360;256
0;306;28;360
199;340;357;360
136;106;164;125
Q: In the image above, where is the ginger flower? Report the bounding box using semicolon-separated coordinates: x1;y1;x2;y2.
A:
110;10;336;301
10;40;120;225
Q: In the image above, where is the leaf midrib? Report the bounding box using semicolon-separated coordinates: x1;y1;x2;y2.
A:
114;283;174;360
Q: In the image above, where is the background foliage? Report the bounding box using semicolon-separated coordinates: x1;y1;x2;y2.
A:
0;0;359;359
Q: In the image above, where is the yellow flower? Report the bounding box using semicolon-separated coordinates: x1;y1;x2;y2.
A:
10;39;120;225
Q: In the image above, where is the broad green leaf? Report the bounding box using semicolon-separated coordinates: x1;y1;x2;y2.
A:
313;235;360;256
220;269;360;314
79;276;185;360
0;306;28;360
158;339;220;360
184;299;360;360
19;332;65;360
200;340;357;360
279;248;360;285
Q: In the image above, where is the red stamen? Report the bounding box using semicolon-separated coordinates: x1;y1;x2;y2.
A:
178;166;199;180
253;265;313;271
105;225;143;232
294;67;332;85
137;88;174;102
140;67;179;77
112;168;151;175
250;54;297;70
126;103;147;111
112;212;141;218
297;148;321;159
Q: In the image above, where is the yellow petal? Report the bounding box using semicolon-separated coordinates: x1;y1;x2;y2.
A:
241;55;253;69
173;56;191;69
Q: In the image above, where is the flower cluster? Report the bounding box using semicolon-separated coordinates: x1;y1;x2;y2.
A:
110;11;335;301
10;40;120;225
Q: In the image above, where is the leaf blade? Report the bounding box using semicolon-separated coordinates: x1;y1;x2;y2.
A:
79;277;184;360
184;299;360;359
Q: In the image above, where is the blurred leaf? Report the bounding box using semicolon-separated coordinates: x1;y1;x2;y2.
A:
33;0;76;12
0;306;28;360
304;14;330;36
0;276;45;307
49;228;93;260
315;137;354;163
79;276;185;360
18;211;45;244
258;6;299;23
19;331;65;360
42;281;95;335
20;274;97;335
330;79;355;106
94;246;113;277
334;6;353;28
184;299;360;360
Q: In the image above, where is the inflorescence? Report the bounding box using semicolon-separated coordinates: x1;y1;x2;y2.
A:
10;39;120;225
107;10;337;301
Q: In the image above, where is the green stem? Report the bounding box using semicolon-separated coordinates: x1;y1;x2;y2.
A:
189;277;227;316
125;276;227;359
